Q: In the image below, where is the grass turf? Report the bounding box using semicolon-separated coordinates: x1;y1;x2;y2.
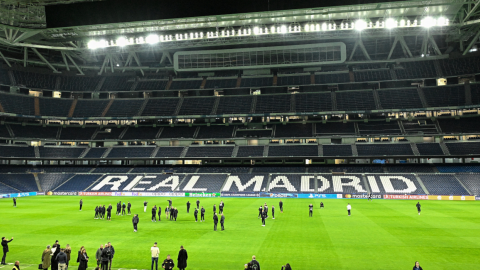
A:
1;196;479;269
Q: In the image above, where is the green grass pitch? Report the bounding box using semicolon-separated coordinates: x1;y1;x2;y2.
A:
1;196;479;269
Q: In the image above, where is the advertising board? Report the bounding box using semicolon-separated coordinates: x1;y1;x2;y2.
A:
221;192;260;197
297;194;342;199
260;192;298;198
384;195;428;200
427;195;475;201
0;192;37;199
185;192;220;197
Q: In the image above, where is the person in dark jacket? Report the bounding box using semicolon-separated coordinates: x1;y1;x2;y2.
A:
213;213;218;231
186;201;190;213
12;260;19;270
79;199;82;211
56;249;67;270
51;241;60;270
152;206;157;222
64;244;72;267
177;246;188;270
107;242;114;270
1;237;13;265
157;206;161;222
416;202;421;215
413;261;423;270
219;201;224;214
258;206;262;219
161;255;174;270
220;213;225;231
167;199;172;208
77;247;88;270
200;207;205;222
133;214;139;232
196;199;200;209
107;204;112;221
94;206;99;219
122;203;126;216
194;208;198;222
13;198;16;207
281;263;292;270
250;256;260;270
261;210;266;226
279;200;283;213
100;246;109;270
95;245;103;267
174;208;178;221
170;207;174;221
213;204;216;214
271;205;275;219
127;202;132;215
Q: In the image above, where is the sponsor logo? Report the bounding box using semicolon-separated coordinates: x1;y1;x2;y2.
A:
427;195;476;201
186;192;220;197
298;194;340;199
0;192;37;199
221;192;260;197
344;194;352;199
37;192;46;196
384;194;428;200
260;192;298;198
476;196;480;201
346;194;383;199
51;192;78;196
78;192;113;196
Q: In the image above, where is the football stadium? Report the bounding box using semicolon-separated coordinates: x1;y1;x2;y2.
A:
0;0;480;269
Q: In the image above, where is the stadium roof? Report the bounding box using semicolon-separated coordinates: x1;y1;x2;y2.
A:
0;0;479;73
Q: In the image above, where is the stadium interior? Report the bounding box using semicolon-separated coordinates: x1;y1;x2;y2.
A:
0;0;480;196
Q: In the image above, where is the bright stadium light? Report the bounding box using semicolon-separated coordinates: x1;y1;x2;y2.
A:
98;40;108;48
322;23;327;31
280;25;287;33
116;37;128;47
355;20;368;31
437;17;448;26
305;24;310;31
146;34;159;44
400;19;406;27
385;18;397;29
87;40;98;49
253;26;260;35
421;16;435;28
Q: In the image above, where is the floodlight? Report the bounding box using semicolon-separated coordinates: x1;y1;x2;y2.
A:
116;37;128;47
355;20;367;31
421;17;435;27
87;40;98;49
322;23;327;31
281;25;287;33
385;18;396;29
305;24;310;31
254;26;260;35
271;26;276;33
98;40;108;48
315;24;320;31
437;17;447;26
400;19;405;27
146;34;159;44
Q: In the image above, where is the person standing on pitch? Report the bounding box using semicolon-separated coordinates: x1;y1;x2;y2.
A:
56;249;67;270
219;201;224;214
161;255;174;270
95;245;103;268
177;246;187;270
152;205;157;222
100;244;109;270
167;199;172;209
165;206;169;219
1;237;13;265
169;207;174;221
116;202;121;216
144;201;148;213
151;242;160;270
261;210;266;227
413;261;423;270
213;204;216;215
220;213;225;231
309;204;313;217
416;202;421;215
271;205;275;219
174;208;178;221
213;213;218;231
122;203;126;216
127;202;131;215
186;201;190;213
107;242;115;270
250;256;260;270
196;199;200;209
347;203;351;216
194;208;198;222
200;206;205;222
41;245;52;270
107;204;112;221
133;214;139;232
101;205;106;219
13;197;16;207
94;206;99;219
264;204;268;218
157;206;162;222
79;199;83;211
258;206;262;219
279;200;283;213
320;202;324;209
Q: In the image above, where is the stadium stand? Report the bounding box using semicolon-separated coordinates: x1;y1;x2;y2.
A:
141;98;179;116
159;126;196;139
267;174;304;192
455;174;480;195
59;76;101;92
235;128;273;138
416;143;445;156
276;75;310;86
38;174;75;191
72;99;110;117
268;145;318;156
366;174;425;194
419;174;469;195
356;144;414;156
354;69;391;82
0;145;35;157
10;124;58;139
178;97;216;115
39;98;73;117
216;96;253;114
107;146;155;158
437;118;480;134
105;99;144;117
336;90;376;111
240;76;273;87
55;174;102;191
59;127;97;141
100;76;134;92
236;146;265;157
222;174;268;192
402;120;438;135
92;167;131;173
436;165;480;173
315;72;350;84
439;55;480;76
93;127;125;140
122;126;160;140
322;144;352;156
197;167;250;173
0;92;35;115
252;166;306;173
185;146;234;157
196;125;235;139
135;79;168;91
169;79;202;90
395;60;437;79
315;122;356;135
155;147;185;158
204;78;237;89
178;174;227;192
275;124;313;137
38;146;85;158
377;88;423;109
357;121;402;135
295;92;333;112
0;174;38;191
385;165;435;173
446;142;480;155
255;95;291;113
422;85;466;107
83;147;108;158
12;70;56;90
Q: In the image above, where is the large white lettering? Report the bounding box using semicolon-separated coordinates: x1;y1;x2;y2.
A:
301;176;315;192
268;176;297;192
182;176;207;192
367;176;381;193
317;176;331;192
332;176;366;193
92;176;128;191
222;175;264;192
147;176;180;191
380;176;417;193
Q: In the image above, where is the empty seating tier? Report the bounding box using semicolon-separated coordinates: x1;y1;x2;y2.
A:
419;174;468;195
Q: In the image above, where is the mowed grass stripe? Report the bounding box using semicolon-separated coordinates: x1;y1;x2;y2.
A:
1;196;479;269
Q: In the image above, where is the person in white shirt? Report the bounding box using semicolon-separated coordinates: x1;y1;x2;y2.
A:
151;242;160;270
347;203;351;216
